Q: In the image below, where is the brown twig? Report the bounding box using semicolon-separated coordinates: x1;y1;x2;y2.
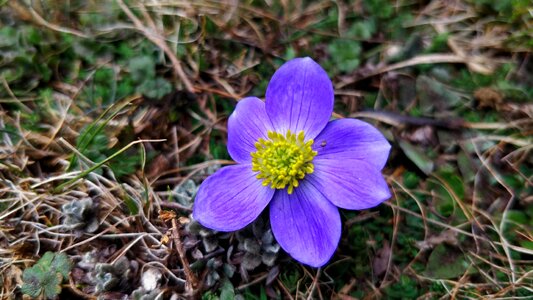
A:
306;268;321;300
336;53;467;88
236;272;270;291
171;218;199;296
159;201;193;212
349;110;465;129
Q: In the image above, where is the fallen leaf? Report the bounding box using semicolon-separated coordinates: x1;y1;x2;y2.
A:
398;140;434;175
423;244;469;279
416;230;458;251
373;240;391;277
158;210;177;222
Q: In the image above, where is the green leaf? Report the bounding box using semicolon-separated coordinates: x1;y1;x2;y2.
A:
37;252;55;269
21;265;62;300
427;170;466;221
21;252;72;299
137;78;173;99
43;273;63;299
21;267;44;298
128;56;156;83
416;76;464;115
327;39;361;73
519;240;533;250
506;210;528;225
347;20;376;40
398;141;434;175
219;280;235;300
423;244;469;279
124;194;139;215
49;252;72;279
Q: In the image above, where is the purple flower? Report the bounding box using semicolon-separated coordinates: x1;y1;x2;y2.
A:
193;57;391;267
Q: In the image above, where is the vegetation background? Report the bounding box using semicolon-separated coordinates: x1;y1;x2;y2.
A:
0;0;531;299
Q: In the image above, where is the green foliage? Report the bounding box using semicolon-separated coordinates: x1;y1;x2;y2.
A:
128;55;173;99
21;252;73;299
129;56;156;82
398;140;434;175
209;132;230;159
470;0;531;22
137;78;173;99
383;275;419;299
74;125;140;178
416;75;464;115
427;169;467;222
326;39;361;73
279;266;301;293
402;171;420;189
347;20;376;40
426;33;450;53
363;0;393;19
423;244;469;279
219;280;236;300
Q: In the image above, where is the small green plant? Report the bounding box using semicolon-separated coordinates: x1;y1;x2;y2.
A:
21;252;73;299
128;55;173;99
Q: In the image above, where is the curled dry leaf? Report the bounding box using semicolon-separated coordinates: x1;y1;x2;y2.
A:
415;230;458;251
372;240;391;277
158;210;177;222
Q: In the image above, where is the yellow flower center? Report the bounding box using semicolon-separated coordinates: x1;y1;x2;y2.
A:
251;130;317;194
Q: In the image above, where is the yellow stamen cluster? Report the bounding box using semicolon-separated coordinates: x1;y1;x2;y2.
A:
251;130;317;194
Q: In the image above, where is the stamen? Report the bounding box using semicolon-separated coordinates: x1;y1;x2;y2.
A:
251;130;317;194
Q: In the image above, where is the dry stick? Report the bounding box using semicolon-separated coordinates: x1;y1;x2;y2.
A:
380;189;400;289
306;268;321;300
336;53;466;88
276;279;295;300
236;272;270;291
171;218;198;295
60;217;134;253
116;0;195;93
159;201;193;212
433;23;494;75
23;4;88;38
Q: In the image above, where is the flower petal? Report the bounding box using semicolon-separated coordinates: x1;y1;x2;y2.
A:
227;97;274;163
270;181;341;267
193;164;274;231
313;118;391;170
308;159;391;210
266;57;334;140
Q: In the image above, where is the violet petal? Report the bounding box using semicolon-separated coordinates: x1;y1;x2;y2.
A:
266;57;333;140
270;181;341;267
313;118;391;170
193;164;274;231
308;159;391;210
227;97;274;163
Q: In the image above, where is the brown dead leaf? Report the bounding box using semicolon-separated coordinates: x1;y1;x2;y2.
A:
160;234;170;245
401;125;438;146
146;154;172;181
415;229;458;251
372;240;391;277
177;216;190;225
158;210;177;222
474;87;503;109
2;265;23;295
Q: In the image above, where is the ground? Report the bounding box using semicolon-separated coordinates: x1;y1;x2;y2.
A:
0;0;532;299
